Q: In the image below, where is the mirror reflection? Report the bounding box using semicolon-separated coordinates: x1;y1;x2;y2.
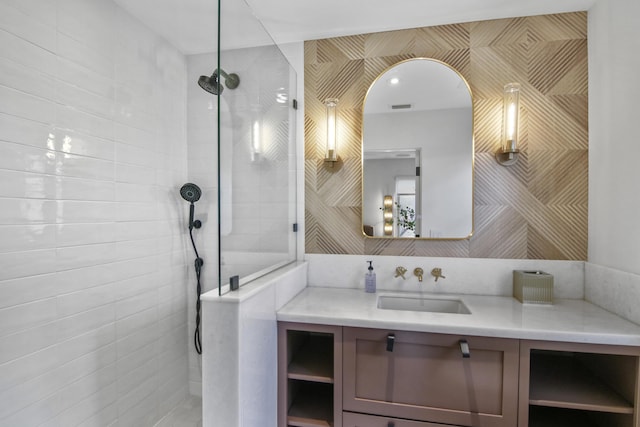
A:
362;58;474;239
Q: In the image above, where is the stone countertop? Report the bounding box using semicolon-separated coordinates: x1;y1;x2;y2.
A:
276;287;640;346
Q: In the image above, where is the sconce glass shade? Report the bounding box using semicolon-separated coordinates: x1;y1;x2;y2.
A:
383;223;393;235
383;195;393;235
251;119;262;162
496;83;521;166
324;98;339;162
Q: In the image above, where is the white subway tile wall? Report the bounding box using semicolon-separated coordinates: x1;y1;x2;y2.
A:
0;0;190;425
185;52;219;398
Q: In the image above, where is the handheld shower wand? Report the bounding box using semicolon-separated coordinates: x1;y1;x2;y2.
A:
180;183;202;230
180;183;203;354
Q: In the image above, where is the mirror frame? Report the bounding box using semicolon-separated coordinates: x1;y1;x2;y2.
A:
361;57;475;240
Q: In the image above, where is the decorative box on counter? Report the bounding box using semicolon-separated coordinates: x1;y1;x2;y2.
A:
513;270;554;304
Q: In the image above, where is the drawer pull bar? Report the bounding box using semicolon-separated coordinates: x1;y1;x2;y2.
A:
386;334;395;352
460;339;470;358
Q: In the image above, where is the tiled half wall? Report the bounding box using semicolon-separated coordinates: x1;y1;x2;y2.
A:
304;12;588;259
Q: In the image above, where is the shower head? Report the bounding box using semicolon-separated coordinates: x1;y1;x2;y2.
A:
180;183;202;231
198;74;221;95
180;183;201;203
198;69;240;95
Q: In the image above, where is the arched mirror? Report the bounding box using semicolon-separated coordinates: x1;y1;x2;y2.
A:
362;58;474;239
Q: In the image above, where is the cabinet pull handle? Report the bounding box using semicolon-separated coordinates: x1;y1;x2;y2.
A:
386;334;395;352
459;339;470;358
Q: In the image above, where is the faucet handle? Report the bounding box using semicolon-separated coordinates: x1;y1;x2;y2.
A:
413;268;424;282
431;268;445;282
394;266;407;279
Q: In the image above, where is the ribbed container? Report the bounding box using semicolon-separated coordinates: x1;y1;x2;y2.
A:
513;270;554;304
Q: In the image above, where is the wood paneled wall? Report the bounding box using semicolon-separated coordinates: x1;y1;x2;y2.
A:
304;12;588;259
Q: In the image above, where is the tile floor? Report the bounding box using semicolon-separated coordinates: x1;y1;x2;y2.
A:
155;395;202;427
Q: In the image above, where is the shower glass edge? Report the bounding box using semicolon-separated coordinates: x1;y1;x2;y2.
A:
217;0;298;296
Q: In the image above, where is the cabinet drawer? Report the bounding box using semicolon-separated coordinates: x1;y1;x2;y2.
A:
344;411;461;427
343;328;519;427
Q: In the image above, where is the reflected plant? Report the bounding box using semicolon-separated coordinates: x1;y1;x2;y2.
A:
395;202;415;232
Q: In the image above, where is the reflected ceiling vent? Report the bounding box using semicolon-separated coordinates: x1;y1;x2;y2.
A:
391;104;412;110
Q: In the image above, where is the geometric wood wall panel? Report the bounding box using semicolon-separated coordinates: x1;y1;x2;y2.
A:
305;12;588;260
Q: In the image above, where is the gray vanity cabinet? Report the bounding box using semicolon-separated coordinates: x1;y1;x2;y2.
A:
342;327;519;427
278;321;640;427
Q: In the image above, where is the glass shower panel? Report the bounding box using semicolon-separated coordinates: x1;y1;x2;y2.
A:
217;0;297;294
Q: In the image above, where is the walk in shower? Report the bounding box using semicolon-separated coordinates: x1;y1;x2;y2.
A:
186;0;298;298
185;0;298;398
217;7;298;295
0;0;296;424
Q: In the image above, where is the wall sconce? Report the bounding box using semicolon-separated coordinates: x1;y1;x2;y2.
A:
251;118;262;162
383;195;393;236
495;83;521;166
324;98;339;164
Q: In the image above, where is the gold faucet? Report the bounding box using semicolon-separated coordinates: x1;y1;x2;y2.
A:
394;266;407;279
431;268;446;282
413;268;424;282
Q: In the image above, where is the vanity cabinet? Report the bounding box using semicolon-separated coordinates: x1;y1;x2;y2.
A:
278;322;343;427
343;411;459;426
343;327;519;427
278;322;640;427
519;340;640;427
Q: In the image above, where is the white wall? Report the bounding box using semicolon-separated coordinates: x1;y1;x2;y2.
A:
277;42;306;260
0;0;189;425
588;0;640;275
185;53;221;397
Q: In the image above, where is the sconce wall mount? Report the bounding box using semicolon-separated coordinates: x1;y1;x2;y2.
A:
496;83;521;166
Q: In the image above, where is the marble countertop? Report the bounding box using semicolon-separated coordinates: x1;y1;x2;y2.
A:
277;287;640;346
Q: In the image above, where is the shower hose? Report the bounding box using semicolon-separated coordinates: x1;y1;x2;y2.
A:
189;228;203;355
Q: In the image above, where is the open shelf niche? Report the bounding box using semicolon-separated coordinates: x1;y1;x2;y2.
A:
278;323;343;427
521;341;640;427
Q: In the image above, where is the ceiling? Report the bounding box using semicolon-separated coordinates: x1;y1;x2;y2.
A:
114;0;595;55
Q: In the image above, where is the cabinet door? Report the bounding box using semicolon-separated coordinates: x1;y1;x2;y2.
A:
343;328;519;427
344;411;460;427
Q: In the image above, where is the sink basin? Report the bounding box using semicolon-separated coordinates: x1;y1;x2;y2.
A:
377;295;471;314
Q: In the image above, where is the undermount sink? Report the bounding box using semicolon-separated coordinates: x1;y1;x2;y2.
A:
377;295;471;314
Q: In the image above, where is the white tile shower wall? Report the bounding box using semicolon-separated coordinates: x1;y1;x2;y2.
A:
585;263;640;326
0;1;190;426
305;254;585;298
186;52;220;397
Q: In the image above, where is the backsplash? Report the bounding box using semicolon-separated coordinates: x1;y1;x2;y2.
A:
304;12;588;260
586;264;640;326
305;254;585;299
